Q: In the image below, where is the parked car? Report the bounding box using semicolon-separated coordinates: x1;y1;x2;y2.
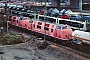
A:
60;14;69;19
69;14;81;20
14;8;23;15
81;15;90;21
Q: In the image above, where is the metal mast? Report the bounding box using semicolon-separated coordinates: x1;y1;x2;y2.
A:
44;0;47;41
5;3;9;33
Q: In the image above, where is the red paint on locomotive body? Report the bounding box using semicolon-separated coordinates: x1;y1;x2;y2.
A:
8;15;20;26
8;15;72;41
19;17;30;29
10;16;17;25
28;21;72;41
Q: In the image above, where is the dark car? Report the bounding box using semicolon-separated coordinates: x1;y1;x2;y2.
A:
69;15;81;20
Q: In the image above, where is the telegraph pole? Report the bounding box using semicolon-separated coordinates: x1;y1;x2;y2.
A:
37;0;48;50
44;0;47;42
5;3;9;33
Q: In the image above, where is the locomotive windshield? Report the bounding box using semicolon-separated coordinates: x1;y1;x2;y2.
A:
56;25;68;30
62;25;67;29
56;25;61;29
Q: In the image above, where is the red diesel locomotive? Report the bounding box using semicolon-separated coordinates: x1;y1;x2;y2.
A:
8;15;72;41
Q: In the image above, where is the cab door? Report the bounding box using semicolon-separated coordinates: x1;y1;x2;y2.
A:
11;16;17;25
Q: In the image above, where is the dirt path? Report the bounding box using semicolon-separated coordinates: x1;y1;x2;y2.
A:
0;28;90;60
0;39;90;60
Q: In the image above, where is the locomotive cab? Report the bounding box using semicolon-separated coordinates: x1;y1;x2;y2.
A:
19;17;30;28
11;16;17;25
56;24;72;40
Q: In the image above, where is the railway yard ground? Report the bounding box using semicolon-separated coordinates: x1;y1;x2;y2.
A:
0;27;90;60
0;13;90;60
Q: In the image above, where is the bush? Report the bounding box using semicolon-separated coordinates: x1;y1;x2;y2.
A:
1;34;22;45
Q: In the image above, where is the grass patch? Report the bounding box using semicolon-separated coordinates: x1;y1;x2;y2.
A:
0;34;23;45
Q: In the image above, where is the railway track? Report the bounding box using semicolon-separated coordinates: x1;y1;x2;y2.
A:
9;24;90;59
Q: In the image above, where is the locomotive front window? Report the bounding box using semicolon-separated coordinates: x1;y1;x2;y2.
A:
62;26;67;29
56;25;61;29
